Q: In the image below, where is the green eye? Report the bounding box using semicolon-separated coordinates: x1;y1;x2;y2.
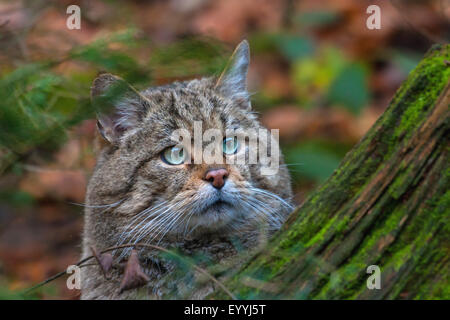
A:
162;146;186;165
223;137;239;155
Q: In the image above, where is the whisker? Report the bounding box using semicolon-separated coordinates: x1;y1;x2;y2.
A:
249;187;294;211
155;200;198;241
280;162;305;167
182;197;201;237
114;201;172;258
68;199;124;209
113;185;294;262
248;198;282;223
242;197;279;227
123;202;167;236
183;211;196;237
142;210;179;242
155;210;186;245
253;196;287;221
133;198;193;245
116;201;168;246
130;205;176;244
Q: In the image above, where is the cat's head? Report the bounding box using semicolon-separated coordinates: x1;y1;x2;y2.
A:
86;41;293;250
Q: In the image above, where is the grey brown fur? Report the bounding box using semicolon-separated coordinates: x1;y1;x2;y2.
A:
81;41;293;299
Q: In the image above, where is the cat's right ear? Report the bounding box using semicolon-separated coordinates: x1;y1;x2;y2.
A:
91;73;148;145
214;40;250;108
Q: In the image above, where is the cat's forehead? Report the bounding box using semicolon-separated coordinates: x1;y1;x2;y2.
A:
140;78;254;133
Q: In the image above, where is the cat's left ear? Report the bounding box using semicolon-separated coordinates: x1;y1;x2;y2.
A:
91;73;149;145
215;40;250;108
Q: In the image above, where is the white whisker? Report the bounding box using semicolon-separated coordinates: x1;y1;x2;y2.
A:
69;199;124;209
250;187;294;211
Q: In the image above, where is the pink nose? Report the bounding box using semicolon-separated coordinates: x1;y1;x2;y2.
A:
204;169;229;189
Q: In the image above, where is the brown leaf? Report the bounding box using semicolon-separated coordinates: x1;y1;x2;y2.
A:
119;250;150;294
99;253;113;274
191;0;283;42
90;247;113;279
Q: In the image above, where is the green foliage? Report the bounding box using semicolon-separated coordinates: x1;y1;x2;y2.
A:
327;63;370;114
292;46;346;107
391;50;422;74
0;30;229;174
0;286;26;300
0;64;80;155
248;32;315;62
0;190;34;207
0;279;56;300
294;10;341;28
149;37;228;79
0;30;151;173
284;141;349;183
275;35;315;61
250;33;372;116
291;46;369;113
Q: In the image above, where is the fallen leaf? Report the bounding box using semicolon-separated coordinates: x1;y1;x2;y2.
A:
119;250;150;294
90;246;113;279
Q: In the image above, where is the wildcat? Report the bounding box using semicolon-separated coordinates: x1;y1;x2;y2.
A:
81;40;293;299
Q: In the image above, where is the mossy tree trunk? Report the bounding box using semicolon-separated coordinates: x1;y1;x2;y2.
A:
213;44;450;299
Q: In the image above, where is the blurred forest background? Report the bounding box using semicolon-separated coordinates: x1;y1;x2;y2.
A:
0;0;448;299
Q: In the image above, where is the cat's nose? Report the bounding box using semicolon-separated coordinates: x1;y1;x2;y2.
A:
204;168;229;189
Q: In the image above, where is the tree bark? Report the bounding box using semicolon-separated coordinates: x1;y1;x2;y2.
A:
212;44;450;299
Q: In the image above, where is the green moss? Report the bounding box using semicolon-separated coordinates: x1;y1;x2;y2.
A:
393;51;450;140
211;45;450;300
305;216;338;247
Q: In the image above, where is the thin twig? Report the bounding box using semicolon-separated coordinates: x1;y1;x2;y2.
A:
22;243;237;300
22;270;68;295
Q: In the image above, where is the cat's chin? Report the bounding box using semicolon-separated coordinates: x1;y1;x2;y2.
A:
184;200;238;234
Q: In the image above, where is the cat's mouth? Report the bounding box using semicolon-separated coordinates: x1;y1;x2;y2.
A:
197;186;236;215
204;200;231;212
181;195;240;235
183;184;241;233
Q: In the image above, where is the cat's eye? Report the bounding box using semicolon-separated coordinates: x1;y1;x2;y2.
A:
223;137;239;155
162;146;186;165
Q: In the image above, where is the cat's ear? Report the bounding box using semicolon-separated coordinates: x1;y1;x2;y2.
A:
215;40;250;107
91;73;148;145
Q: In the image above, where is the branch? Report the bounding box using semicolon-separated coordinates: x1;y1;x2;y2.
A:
23;243;236;300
